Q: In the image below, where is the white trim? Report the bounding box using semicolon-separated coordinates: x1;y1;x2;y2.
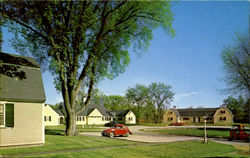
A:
42;103;45;144
0;102;15;128
0;103;5;127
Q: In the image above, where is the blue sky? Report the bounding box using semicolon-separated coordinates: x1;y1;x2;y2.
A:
2;1;249;108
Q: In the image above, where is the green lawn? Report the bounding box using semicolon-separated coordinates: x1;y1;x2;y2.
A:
0;133;138;156
0;128;248;157
45;125;106;133
29;141;247;158
145;128;230;139
139;123;168;126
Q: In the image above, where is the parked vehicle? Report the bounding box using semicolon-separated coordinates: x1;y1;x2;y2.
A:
228;124;250;142
102;124;132;137
170;122;185;126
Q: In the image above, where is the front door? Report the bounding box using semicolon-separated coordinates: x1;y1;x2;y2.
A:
193;117;195;123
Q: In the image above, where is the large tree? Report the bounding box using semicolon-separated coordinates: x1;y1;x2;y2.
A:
125;84;148;124
1;1;174;135
221;33;250;97
146;82;174;124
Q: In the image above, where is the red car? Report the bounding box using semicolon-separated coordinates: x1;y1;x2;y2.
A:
170;122;185;126
228;124;250;142
102;124;132;137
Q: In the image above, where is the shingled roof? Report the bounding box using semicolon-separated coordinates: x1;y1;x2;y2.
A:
172;108;218;117
109;109;130;117
0;52;46;103
78;104;111;116
55;109;65;116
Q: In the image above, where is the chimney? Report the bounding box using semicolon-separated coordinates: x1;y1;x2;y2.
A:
173;106;177;109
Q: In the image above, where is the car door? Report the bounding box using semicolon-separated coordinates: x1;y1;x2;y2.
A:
115;125;122;135
121;126;128;135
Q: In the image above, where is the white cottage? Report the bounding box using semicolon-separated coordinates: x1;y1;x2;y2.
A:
0;52;46;147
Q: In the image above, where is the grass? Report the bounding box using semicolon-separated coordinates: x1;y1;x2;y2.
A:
145;128;230;139
0;132;138;156
139;123;168;126
28;141;247;158
45;125;106;133
0;126;248;157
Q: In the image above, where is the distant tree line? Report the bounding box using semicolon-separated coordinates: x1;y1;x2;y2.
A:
222;96;249;123
52;82;174;124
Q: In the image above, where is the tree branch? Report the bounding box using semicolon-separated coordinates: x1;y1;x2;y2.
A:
0;9;49;44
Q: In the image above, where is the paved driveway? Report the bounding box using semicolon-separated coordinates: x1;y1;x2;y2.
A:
80;125;202;143
80;125;249;147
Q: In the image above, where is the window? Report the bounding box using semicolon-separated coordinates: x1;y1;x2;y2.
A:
77;116;82;121
183;118;189;120
220;117;226;121
0;104;4;126
168;112;172;114
44;116;46;121
49;116;51;122
0;103;14;127
220;110;225;114
168;117;173;121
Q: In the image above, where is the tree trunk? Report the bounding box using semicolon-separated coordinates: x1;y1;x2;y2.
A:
65;111;77;136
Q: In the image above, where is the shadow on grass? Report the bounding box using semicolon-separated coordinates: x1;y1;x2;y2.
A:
45;129;65;136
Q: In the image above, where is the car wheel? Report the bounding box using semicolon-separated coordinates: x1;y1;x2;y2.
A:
125;132;130;137
109;132;114;138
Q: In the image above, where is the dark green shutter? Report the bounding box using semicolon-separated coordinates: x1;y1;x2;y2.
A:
5;104;14;127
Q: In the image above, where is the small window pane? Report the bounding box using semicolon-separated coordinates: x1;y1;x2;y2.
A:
6;104;14;127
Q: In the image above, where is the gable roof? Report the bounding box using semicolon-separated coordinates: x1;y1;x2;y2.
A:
172;108;218;117
78;104;111;116
55;109;65;116
0;52;46;103
109;109;131;117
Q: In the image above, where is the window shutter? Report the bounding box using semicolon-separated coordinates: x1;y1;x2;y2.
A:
5;104;14;127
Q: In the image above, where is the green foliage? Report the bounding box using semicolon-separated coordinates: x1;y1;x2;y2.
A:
147;82;174;123
125;84;148;123
221;32;250;95
125;82;174;124
1;1;175;135
223;96;249;123
103;95;129;111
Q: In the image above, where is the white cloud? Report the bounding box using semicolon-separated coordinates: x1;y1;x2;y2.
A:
174;91;198;101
